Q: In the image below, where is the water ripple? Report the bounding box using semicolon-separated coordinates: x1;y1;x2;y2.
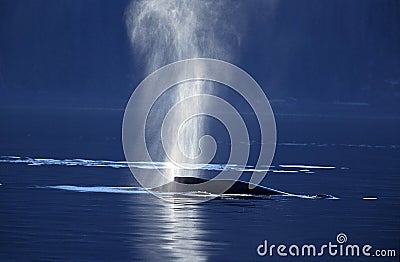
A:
0;155;339;174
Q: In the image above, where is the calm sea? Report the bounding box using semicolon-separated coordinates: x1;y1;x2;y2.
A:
0;107;399;261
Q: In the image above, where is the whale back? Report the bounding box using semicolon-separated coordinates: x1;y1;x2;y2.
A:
149;176;284;195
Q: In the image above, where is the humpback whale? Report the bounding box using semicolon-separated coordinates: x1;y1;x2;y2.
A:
150;176;287;195
150;176;334;199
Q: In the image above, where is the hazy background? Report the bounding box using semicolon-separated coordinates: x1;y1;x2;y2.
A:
0;0;399;115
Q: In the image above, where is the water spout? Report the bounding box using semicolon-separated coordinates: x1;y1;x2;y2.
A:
125;0;242;180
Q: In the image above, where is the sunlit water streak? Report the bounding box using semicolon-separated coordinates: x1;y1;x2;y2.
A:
0;155;338;174
35;185;338;200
